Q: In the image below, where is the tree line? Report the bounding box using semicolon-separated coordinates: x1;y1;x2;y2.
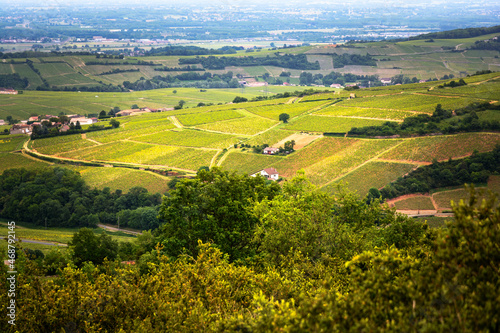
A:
179;54;320;70
0;167;162;230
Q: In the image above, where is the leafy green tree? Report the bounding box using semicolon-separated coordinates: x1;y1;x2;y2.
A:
69;228;118;266
279;113;290;123
109;118;120;128
158;167;281;261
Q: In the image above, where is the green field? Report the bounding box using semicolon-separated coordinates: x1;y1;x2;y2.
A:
245;128;296;146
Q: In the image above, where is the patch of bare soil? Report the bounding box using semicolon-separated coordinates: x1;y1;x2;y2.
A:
272;133;322;150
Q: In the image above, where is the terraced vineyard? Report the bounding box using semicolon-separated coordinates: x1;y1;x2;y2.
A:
270;137;361;177
379;133;500;162
176;109;245;126
314;105;416;121
340;93;484;113
195;116;278;135
333;161;417;196
32;135;98;155
307;139;401;187
74;166;171;194
393;196;436;210
132;129;238;149
245;100;330;120
245;128;296;146
220;151;282;174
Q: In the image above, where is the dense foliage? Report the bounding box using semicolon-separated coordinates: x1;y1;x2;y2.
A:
0;73;28;89
178;54;320;70
410;24;500;40
0;167;162;229
1;169;498;332
331;53;377;68
158;168;281;261
145;45;243;56
123;72;240;90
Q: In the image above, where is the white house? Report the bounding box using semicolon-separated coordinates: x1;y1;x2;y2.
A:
70;117;93;125
252;168;279;181
263;147;279;155
380;78;392;85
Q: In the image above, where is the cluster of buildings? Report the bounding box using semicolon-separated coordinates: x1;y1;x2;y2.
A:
0;88;18;95
7;114;98;135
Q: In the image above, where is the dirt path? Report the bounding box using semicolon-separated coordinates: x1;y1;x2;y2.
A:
98;224;141;235
169;116;183;128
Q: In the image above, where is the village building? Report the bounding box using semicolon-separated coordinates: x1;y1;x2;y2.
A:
252;168;279;181
330;83;343;88
380;78;392;85
28;116;39;122
10;124;32;135
263;147;279;155
0;119;4;126
0;88;18;95
69;117;94;125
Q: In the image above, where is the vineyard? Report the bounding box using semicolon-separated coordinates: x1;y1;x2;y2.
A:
220;151;282;174
307;139;400;187
340;93;485;113
32;135;98;155
0;135;27;152
333;161;417;196
314;105;415;121
74;166;171;194
195;116;278;135
0;152;49;173
270;137;361;177
393;196;436;210
379;133;500;162
132;129;238;149
176;109;245;126
245;128;296;146
244;100;330;120
285;115;392;133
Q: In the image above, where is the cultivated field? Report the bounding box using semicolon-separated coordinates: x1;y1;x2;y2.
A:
379;133;500;162
334;161;417;196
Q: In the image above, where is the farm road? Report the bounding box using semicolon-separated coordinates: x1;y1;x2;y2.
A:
0;236;67;247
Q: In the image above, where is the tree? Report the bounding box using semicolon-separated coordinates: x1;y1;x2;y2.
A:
69;228;118;266
98;110;107;118
131;104;139;109
109;119;120;128
279;113;290;123
158;167;281;261
75;121;82;130
233;96;248;103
